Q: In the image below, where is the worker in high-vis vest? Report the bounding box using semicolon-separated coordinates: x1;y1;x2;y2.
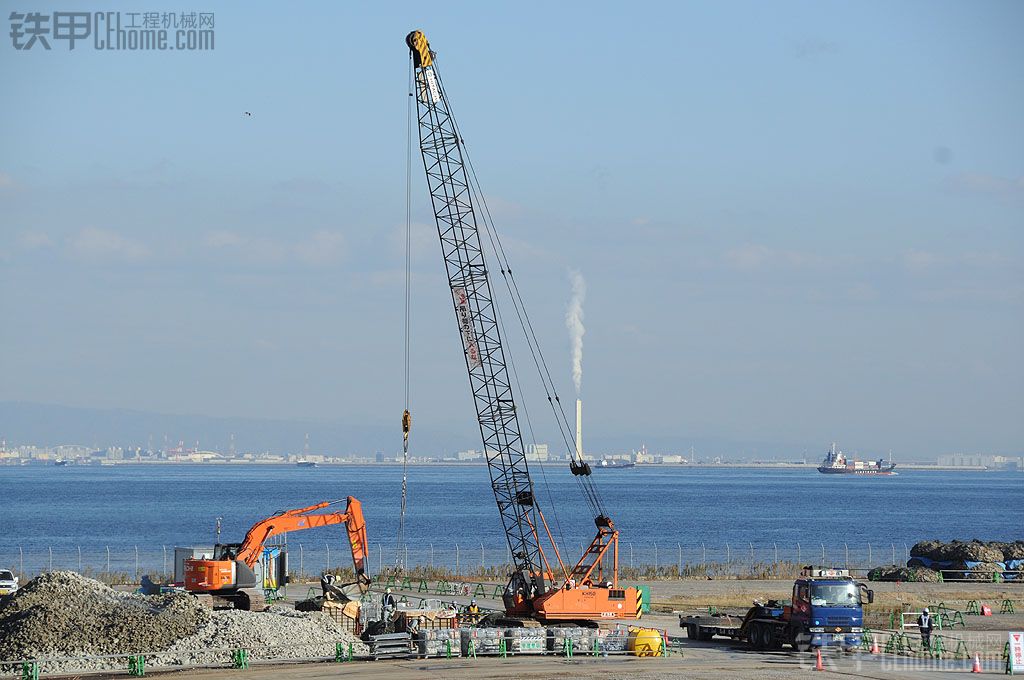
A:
917;607;934;649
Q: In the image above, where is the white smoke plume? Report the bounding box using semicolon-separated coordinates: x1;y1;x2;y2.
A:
566;270;586;395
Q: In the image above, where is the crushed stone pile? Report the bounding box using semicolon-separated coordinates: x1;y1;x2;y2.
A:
165;608;367;666
0;571;365;674
0;571;209;665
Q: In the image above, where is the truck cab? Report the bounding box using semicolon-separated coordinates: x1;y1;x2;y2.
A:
788;567;871;650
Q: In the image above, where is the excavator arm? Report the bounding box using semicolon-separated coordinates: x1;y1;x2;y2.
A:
235;497;369;581
185;496;370;609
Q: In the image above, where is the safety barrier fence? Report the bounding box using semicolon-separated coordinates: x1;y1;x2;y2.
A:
9;540;1016;583
1;626;676;678
4;626;1017;678
857;628;1012;664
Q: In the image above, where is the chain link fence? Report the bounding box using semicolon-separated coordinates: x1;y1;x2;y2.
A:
0;541;915;583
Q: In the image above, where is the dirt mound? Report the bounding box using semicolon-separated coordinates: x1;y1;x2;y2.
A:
909;540;1006;564
867;565;941;582
991;541;1024;561
0;571;209;662
959;561;1005;581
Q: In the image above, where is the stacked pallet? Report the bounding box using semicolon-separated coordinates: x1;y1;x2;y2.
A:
503;627;546;654
601;627;630;653
546;626;601;654
416;628;461;658
369;632;414;660
460;627;503;655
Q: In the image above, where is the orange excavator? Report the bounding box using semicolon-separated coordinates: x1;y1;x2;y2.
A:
184;496;370;611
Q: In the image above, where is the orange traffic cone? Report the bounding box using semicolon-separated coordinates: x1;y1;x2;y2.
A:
870;635;880;654
815;648;824;671
971;652;982;673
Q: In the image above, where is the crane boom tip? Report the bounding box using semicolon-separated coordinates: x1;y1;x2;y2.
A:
406;30;433;67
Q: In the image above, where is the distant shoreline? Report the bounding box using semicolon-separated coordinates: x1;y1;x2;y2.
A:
1;460;1000;472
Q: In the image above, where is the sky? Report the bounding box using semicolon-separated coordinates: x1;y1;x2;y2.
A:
1;0;1022;459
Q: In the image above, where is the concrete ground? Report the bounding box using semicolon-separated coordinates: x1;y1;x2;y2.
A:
71;649;1009;679
60;579;1021;679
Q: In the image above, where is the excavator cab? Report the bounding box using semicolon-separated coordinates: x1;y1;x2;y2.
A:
212;543;241;560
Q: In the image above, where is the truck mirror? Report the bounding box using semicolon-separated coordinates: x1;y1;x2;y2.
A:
866;589;874;604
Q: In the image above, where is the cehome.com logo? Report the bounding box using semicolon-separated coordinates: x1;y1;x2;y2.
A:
9;11;215;51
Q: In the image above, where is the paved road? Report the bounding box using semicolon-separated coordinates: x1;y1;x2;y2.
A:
90;649;1001;680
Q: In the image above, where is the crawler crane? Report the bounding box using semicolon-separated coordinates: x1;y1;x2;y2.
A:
406;30;641;623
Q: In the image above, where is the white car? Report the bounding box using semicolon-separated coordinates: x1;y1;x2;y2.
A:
0;569;19;596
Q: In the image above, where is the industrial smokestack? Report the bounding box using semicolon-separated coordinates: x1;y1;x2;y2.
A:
576;399;583;460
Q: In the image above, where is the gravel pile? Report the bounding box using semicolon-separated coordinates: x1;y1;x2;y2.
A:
164;607;367;666
0;572;366;674
0;571;208;666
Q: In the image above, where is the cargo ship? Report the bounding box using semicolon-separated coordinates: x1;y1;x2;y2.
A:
599;460;635;469
817;443;896;475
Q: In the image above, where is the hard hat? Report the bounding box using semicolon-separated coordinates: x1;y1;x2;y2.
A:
471;599;476;604
386;587;392;594
923;607;929;613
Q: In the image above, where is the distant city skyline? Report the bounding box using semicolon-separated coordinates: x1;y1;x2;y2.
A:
2;2;1021;457
0;401;1017;464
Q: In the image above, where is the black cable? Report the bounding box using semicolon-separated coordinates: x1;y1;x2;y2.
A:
435;67;607;520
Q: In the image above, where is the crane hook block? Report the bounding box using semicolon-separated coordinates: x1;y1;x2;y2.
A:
406;30;433;68
402;409;412;435
570;460;592;476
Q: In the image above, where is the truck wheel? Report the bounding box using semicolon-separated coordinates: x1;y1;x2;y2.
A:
748;623;764;650
759;626;774;650
792;634;811;652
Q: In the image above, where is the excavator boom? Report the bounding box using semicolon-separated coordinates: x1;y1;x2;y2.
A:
235;496;368;573
184;496;369;611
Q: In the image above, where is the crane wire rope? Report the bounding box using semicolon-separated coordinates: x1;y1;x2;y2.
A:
434;67;606;520
489;270;569;562
394;55;414;572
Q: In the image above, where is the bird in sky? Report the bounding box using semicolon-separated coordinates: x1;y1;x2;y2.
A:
243;111;252;117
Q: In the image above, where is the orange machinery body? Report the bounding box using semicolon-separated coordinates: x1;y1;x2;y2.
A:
500;517;643;622
532;584;642;621
185;559;236;592
184;496;369;605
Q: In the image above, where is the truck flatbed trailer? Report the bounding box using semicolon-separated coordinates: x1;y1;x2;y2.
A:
681;606;791;650
677;568;874;652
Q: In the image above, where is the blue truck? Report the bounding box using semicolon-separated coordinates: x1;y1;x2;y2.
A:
680;567;874;651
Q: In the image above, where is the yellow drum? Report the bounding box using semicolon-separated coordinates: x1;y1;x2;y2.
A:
627;626;664;657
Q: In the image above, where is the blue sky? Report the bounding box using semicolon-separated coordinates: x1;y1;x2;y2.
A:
1;0;1021;458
